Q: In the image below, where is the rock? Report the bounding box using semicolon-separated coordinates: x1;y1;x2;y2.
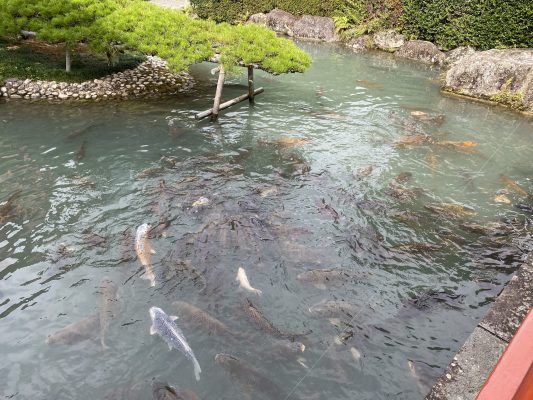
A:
248;13;267;26
443;46;476;67
10;94;22;99
444;49;533;112
395;40;445;65
265;8;297;36
347;35;375;51
373;31;405;52
292;15;340;42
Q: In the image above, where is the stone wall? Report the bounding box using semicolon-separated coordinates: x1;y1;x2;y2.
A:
0;56;193;101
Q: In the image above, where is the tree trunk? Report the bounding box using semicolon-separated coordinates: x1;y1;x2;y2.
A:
65;48;72;73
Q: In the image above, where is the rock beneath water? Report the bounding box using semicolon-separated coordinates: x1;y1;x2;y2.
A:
444;49;533;112
373;30;405;52
443;46;476;68
395;40;445;65
292;15;340;42
347;35;375;51
265;8;297;36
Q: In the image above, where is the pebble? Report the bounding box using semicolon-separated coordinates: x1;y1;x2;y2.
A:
0;56;194;101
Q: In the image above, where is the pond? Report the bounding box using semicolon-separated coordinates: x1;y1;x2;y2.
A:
0;41;532;400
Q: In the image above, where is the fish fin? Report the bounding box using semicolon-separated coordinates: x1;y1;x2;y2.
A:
150;325;157;335
168;343;173;351
151;249;156;254
170;315;179;321
253;288;263;296
193;359;202;381
297;357;309;369
329;318;341;326
314;283;327;290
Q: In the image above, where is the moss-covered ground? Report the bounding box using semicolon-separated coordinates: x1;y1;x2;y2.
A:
0;37;145;83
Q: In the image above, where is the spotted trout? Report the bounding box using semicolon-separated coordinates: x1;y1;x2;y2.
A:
135;223;156;286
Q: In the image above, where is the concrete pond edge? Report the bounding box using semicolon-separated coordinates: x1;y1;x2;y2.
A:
426;262;533;400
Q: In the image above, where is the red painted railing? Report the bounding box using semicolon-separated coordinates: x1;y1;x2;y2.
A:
476;308;533;400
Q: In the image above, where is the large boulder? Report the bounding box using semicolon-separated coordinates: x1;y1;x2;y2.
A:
444;49;533;112
248;13;267;26
265;8;297;36
347;35;375;51
443;46;476;68
292;15;340;42
373;31;405;52
395;40;445;65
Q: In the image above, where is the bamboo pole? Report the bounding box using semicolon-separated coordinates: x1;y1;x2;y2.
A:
248;65;255;104
195;88;264;120
65;47;72;73
211;66;226;121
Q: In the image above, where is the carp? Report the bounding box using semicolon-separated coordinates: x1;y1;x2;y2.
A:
297;268;361;290
394;134;434;148
394;172;413;184
135;224;156;286
391;242;442;253
424;203;476;218
215;353;288;400
152;381;198;400
46;314;100;345
425;150;438;172
236;267;262;295
98;278;118;349
260;137;311;146
149;307;202;381
172;301;243;339
499;175;531;198
75;140;86;162
309;300;358;320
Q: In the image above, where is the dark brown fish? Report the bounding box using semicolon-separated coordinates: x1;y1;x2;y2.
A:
425;203;476;218
173;301;243;339
75;140;86;162
243;299;306;340
309;300;359;320
297;268;363;289
46;314;100;345
0;189;22;221
215;353;289;400
356;79;383;90
66;124;99;140
152;381;198;400
98;278;118;349
317;198;339;221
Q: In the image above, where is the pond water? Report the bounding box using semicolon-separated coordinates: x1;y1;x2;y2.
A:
1;41;532;400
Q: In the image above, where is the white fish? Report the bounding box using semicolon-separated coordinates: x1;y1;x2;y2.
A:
236;267;262;295
135;223;156;286
192;197;210;208
149;307;202;381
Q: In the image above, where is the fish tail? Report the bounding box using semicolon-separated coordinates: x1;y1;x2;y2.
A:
193;358;202;381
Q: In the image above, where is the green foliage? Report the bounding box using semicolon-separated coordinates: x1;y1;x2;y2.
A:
191;0;344;23
333;0;402;38
0;38;145;82
490;78;526;111
95;2;311;74
0;1;311;76
402;0;533;50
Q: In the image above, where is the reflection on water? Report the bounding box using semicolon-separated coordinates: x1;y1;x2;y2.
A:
0;42;532;400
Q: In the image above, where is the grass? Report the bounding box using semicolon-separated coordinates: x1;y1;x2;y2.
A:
0;37;146;83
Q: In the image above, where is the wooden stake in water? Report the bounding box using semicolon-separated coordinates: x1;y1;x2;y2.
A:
248;65;255;104
211;66;226;121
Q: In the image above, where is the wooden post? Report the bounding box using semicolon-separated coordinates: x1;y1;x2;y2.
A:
195;88;264;120
65;47;72;73
248;65;255;104
211;66;225;121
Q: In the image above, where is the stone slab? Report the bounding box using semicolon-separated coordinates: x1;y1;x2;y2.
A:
426;327;507;400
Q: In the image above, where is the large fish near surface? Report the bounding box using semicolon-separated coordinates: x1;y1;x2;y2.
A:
149;307;202;381
152;381;198;400
215;353;290;400
98;278;118;349
135;223;156;286
243;299;309;340
499;174;531;198
172;301;243;339
309;300;359;320
297;268;362;290
46;314;100;345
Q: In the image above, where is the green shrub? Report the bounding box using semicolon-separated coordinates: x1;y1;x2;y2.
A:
402;0;533;50
191;0;344;23
333;0;402;38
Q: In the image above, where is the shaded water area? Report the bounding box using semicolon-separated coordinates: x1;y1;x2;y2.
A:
1;42;532;399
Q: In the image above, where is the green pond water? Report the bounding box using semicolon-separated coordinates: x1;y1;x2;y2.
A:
0;42;532;400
